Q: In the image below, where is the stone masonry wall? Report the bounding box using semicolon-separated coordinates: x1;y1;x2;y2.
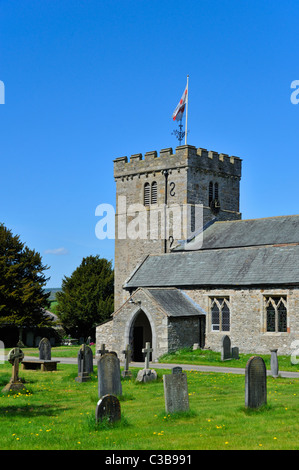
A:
183;286;299;356
114;144;242;310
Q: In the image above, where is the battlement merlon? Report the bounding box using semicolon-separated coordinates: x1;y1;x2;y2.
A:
113;145;242;179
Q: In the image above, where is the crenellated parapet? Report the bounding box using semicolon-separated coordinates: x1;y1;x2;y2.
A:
114;144;242;179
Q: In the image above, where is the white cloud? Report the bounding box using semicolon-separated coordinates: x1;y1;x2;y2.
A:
44;247;69;256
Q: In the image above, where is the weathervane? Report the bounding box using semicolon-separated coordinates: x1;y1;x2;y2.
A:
172;120;185;145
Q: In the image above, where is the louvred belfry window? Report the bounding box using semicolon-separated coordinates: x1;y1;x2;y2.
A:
144;182;150;206
151;181;157;204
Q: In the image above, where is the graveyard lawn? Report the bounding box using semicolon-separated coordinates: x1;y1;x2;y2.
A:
158;348;299;373
1;363;299;450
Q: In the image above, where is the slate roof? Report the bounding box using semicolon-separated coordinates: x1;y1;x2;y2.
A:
144;288;206;317
173;214;299;251
125;215;299;289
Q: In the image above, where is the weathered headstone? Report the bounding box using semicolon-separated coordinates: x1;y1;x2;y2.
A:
95;394;121;424
97;352;122;397
232;346;239;359
75;344;92;382
221;335;231;361
136;342;157;382
121;344;132;377
245;356;267;409
163;367;189;414
270;349;279;378
39;337;51;360
2;347;26;392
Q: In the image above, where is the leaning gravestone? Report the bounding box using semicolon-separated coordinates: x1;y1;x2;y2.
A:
245;356;267;409
270;349;279;378
95;394;121;424
97;352;122;397
39;337;51;360
163;367;189;414
221;335;231;361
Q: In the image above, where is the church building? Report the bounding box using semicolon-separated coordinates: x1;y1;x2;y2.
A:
96;144;299;359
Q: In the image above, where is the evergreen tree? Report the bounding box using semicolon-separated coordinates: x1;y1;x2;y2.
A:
56;255;114;339
0;223;51;328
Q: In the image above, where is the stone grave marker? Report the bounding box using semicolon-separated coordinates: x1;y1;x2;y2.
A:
97;343;109;357
136;342;157;382
121;344;132;377
2;347;26;392
245;356;267;409
232;346;239;359
97;352;122;397
270;349;279;378
39;337;51;360
163;366;189;414
75;344;92;382
221;335;231;361
95;394;121;424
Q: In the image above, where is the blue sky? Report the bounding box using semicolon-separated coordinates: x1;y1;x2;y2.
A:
0;0;298;288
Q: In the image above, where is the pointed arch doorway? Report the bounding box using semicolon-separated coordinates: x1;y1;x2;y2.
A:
129;310;153;362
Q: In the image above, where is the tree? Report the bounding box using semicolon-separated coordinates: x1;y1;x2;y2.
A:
56;255;114;339
0;223;51;329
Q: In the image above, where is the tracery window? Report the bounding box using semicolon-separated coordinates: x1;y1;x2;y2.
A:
210;297;230;332
265;296;287;333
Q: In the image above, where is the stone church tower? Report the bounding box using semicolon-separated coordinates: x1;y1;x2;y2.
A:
113;144;242;310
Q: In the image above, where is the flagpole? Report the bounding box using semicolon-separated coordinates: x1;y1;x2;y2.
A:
185;75;189;145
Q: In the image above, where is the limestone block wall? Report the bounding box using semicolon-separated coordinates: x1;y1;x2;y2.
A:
183;286;299;356
113;144;242;310
96;289;169;361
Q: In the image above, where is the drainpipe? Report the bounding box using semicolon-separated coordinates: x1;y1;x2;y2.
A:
163;170;169;253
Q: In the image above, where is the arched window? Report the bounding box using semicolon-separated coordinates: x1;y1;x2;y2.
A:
151;181;157;204
144;182;150;206
211;297;230;332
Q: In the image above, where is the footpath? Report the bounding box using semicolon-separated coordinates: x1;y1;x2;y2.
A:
31;356;299;379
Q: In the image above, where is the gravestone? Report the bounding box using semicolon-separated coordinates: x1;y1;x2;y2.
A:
2;347;26;392
245;356;267;409
163;367;189;414
270;349;279;378
97;343;109;357
221;335;231;361
75;344;92;382
121;344;132;377
78;344;93;374
95;394;121;424
97;352;122;397
39;337;51;360
136;342;157;382
232;346;239;359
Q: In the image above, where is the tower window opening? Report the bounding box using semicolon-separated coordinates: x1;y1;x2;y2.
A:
144;182;150;206
151;181;157;204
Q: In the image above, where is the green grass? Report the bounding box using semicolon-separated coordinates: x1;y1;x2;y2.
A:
1;361;299;450
158;347;299;373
